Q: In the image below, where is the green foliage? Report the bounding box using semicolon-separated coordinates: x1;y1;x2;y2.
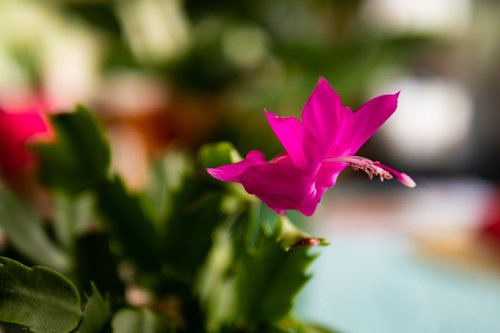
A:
53;191;95;250
220;320;341;333
159;142;243;279
95;177;162;273
0;105;334;332
74;232;124;296
142;152;191;226
35;107;162;273
162;180;226;278
197;209;324;332
196;226;237;332
297;322;342;333
276;217;329;251
0;184;68;271
0;257;82;333
0;0;434;330
35;105;111;193
79;283;112;333
111;308;174;333
236;228;317;324
198;141;242;169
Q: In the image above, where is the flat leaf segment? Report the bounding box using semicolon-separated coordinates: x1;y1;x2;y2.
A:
0;256;82;333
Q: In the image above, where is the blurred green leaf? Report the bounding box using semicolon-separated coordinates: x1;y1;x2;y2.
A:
53;191;95;250
170;45;239;93
0;184;68;271
162;177;226;278
197;141;251;207
35;105;111;193
274;318;342;333
142;151;191;227
196;183;326;331
95;177;162;273
219;322;339;333
61;2;122;36
244;202;277;252
198;141;242;169
159;142;240;278
197;226;237;332
74;232;123;296
276;217;328;251
236;228;317;324
111;308;174;333
0;256;82;333
33;105;162;273
297;322;342;333
79;283;112;333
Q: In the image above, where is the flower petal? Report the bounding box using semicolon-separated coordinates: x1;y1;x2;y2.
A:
0;107;53;175
314;162;347;199
206;150;265;182
302;78;352;155
374;162;416;188
237;161;319;216
265;110;310;169
345;92;399;154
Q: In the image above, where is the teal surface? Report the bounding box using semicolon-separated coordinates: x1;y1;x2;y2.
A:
296;232;500;333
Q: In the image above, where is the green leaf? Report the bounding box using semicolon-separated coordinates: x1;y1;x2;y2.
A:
53;191;96;250
34;105;111;193
33;105;162;274
219;318;342;333
221;320;341;333
244;202;278;252
162;178;226;278
297;322;342;333
198;142;242;169
159;143;239;278
197;226;237;332
95;177;162;273
74;232;124;296
0;256;82;333
79;283;112;333
276;217;328;251
197;142;250;199
236;227;318;324
197;204;326;331
0;184;68;271
142;150;191;226
241;203;328;252
111;308;174;333
275;318;342;333
157;142;248;279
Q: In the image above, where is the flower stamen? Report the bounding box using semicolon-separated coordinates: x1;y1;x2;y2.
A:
326;156;415;188
332;156;392;181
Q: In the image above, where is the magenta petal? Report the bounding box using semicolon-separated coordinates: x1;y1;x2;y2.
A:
206;150;265;183
314;162;347;198
0;107;53;143
265;110;309;169
207;79;411;217
374;161;416;188
302;78;352;155
0;107;53;175
346;92;399;154
237;162;319;216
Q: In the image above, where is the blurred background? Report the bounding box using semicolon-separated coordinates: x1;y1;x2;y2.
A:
1;0;499;332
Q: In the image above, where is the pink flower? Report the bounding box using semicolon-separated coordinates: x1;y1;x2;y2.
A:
0;95;54;178
207;78;415;216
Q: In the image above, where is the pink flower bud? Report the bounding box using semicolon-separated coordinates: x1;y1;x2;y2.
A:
0;96;54;178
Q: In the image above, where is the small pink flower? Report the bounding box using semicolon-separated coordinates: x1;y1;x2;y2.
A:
0;95;54;178
207;78;415;216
